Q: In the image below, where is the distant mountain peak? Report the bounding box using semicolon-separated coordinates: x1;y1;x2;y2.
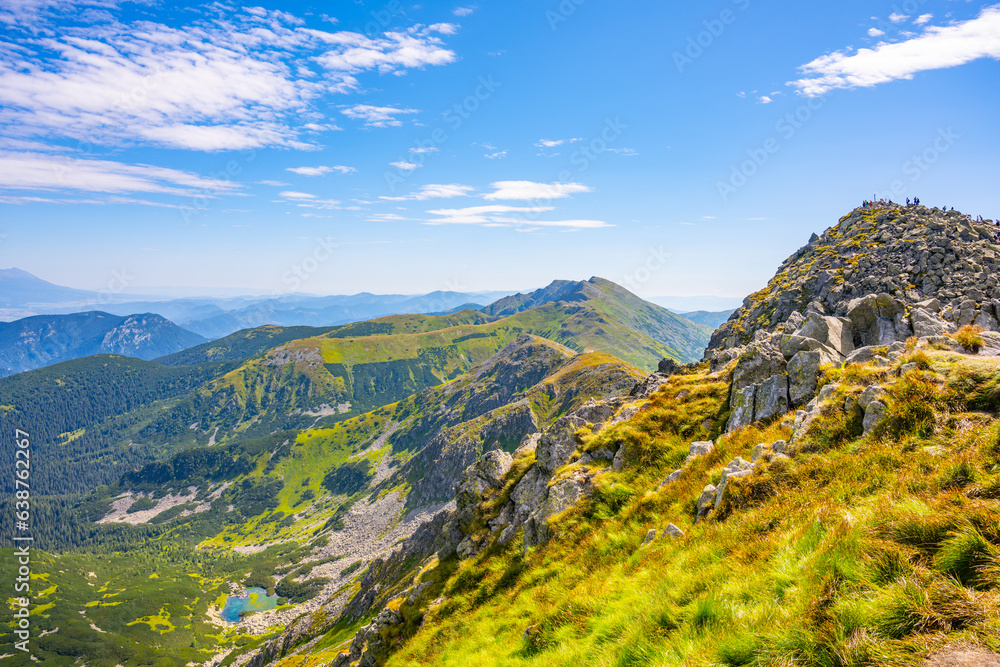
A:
0;311;206;377
0;267;40;280
0;267;100;309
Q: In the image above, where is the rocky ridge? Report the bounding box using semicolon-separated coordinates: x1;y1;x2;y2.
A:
710;204;999;352
704;205;1000;431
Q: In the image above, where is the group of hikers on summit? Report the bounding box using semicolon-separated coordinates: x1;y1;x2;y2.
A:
860;195;999;242
860;196;921;208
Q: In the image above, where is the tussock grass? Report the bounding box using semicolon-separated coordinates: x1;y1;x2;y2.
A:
953;325;985;353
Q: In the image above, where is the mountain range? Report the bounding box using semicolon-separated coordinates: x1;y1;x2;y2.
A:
6;207;1000;667
0;311;207;377
0;267;514;338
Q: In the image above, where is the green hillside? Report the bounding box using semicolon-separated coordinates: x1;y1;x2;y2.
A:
482;277;711;364
156;324;339;365
172;298;690;450
157;311;495;367
0;355;231;494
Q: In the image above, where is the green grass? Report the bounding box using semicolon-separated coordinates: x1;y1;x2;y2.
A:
375;351;1000;667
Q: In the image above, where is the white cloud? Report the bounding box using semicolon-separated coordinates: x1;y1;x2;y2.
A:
287;165;356;176
536;139;564;148
342;104;419;128
429;23;459;35
310;24;456;76
425;204;608;229
389;160;422;171
915;14;933;26
0;9;457;153
258;180;290;187
381;183;474;201
790;5;1000;96
278;190;340;209
0;150;240;197
607;147;638;156
453;7;475;16
868;28;885;37
758;95;772;104
484;150;507;159
483;181;592;201
368;212;410;221
889;12;909;23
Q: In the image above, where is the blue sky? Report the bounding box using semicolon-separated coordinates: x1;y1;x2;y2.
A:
0;0;998;304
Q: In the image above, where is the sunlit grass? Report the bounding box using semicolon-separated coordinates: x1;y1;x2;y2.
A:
381;352;1000;667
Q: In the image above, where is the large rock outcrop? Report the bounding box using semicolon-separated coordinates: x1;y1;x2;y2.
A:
708;204;999;432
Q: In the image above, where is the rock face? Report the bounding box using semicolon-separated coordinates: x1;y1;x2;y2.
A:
787;350;821;406
535;415;588;474
847;294;912;347
454;449;513;533
523;468;594;546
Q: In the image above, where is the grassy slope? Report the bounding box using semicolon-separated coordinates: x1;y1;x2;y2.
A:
156;324;339;365
337;346;1000;667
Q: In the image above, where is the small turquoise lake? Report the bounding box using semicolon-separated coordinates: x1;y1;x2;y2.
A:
220;588;278;623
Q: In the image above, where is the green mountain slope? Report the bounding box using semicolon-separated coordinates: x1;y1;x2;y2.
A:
0;336;645;666
0;355;230;494
484;277;711;364
159;297;683;452
156;324;339;365
157;311;496;367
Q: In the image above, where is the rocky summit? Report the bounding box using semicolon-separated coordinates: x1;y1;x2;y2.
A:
700;204;1000;431
710;204;1000;351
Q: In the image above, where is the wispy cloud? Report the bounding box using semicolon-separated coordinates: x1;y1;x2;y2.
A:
0;150;240;198
483;180;592;201
368;212;411;222
791;5;1000;96
425;204;609;229
278;190;340;209
381;183;475;201
389;160;422;171
287;165;356;176
0;8;457;152
453;7;476;17
342;104;419;128
310;24;457;75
